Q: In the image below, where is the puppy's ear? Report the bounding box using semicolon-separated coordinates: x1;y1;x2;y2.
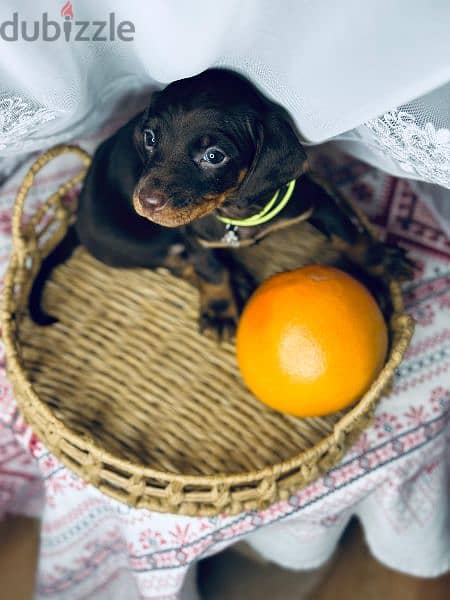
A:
132;92;161;162
133;108;154;163
238;106;307;201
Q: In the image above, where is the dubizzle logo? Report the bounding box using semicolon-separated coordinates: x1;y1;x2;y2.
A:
0;1;135;42
61;1;75;19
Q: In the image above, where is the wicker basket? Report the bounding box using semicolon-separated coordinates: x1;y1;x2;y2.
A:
1;145;414;516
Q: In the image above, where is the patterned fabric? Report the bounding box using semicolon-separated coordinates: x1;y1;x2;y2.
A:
0;139;449;599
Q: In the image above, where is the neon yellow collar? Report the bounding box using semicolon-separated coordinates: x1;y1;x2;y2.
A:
216;179;296;227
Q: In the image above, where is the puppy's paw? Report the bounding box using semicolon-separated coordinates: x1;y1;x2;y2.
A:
366;242;416;282
200;313;237;342
199;297;238;342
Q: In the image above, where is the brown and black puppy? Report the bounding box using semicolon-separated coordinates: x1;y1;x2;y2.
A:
29;69;412;338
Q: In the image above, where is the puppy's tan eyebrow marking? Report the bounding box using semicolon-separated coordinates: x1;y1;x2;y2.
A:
199;135;211;147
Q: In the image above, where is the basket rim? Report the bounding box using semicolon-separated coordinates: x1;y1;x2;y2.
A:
0;144;415;514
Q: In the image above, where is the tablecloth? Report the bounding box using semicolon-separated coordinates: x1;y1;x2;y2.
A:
0;128;449;599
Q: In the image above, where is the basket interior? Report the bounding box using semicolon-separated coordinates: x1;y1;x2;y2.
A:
18;221;376;476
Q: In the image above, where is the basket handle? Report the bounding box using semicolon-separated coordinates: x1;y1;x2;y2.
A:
12;144;91;260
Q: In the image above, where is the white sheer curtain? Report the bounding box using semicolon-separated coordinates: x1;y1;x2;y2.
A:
1;0;449;203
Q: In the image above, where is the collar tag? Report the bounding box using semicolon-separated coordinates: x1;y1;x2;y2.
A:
221;224;240;247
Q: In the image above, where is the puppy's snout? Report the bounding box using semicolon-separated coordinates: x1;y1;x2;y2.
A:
138;191;168;212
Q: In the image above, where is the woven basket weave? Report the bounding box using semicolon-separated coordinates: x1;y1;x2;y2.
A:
1;145;414;516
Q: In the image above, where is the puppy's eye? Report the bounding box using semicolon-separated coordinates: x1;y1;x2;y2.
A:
202;147;227;165
143;129;156;149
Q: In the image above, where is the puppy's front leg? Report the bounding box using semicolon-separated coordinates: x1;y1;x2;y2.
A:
185;239;240;341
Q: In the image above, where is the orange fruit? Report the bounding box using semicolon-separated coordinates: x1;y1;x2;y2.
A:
236;265;388;417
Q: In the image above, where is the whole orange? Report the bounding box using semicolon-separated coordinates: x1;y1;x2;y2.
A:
236;265;388;417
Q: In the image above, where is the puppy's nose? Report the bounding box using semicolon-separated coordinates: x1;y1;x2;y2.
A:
138;191;168;211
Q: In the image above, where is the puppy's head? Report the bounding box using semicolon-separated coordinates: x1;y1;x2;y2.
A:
133;69;307;227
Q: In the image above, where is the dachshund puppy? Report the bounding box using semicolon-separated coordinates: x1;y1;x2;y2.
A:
29;69;412;338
